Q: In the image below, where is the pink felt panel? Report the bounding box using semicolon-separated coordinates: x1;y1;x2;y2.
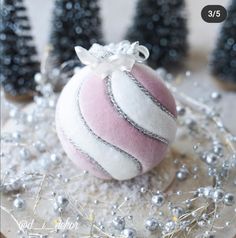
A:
56;110;111;180
131;64;177;117
79;71;168;173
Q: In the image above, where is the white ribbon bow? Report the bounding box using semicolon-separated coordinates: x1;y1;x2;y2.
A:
75;41;149;78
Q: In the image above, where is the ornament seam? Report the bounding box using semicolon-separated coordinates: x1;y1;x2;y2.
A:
105;76;169;145
77;79;143;175
125;71;176;120
57;119;112;178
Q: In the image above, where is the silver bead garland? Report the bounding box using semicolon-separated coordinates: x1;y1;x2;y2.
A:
0;68;235;238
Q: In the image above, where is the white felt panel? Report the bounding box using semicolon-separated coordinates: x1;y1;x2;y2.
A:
111;70;177;143
57;68;140;180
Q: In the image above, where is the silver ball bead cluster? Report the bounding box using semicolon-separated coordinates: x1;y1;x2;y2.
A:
1;67;236;238
53;195;69;213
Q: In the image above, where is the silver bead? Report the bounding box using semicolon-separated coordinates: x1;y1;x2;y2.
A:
56;195;69;208
158;211;164;216
223;193;235;206
40;235;48;238
211;92;221;102
185;199;192;208
191;211;197;217
34;73;45;84
179;220;190;230
62;233;68;238
206;153;219;166
202;213;209;221
212;189;224;203
192;166;199;173
197;219;206;227
53;202;60;212
34;140;46;152
185;118;197;130
26;114;34;123
213;144;223;155
57;207;63;213
164;220;175;233
83;170;88;175
225;221;231;227
50;154;61;164
203;231;215;238
176;167;188;181
145;218;159;231
122;228;136;238
193;144;199;151
208;167;217;177
76;215;81;221
203;186;213;198
176;106;186;116
112;216;125;230
140;187;147;193
176;191;182;196
19;148;31;160
127;215;133;220
171;207;184;218
64;178;70;183
12;132;21;141
151;193;165;207
13;197;25;209
9;109;18;118
99;225;105;231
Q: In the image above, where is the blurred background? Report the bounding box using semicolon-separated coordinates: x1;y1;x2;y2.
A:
3;0;235;133
26;0;229;56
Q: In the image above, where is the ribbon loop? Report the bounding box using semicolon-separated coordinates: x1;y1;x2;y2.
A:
75;41;149;78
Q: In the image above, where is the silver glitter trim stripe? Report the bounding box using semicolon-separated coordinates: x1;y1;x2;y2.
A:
105;76;169;145
125;71;176;120
58;121;112;178
68;137;112;178
76;80;143;175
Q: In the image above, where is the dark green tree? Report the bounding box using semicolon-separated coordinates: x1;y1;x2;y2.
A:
211;0;236;86
126;0;188;69
0;0;40;98
49;0;103;69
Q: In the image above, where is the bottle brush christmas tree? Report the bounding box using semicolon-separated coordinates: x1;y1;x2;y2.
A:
49;0;103;70
126;0;188;69
0;0;40;99
211;0;236;89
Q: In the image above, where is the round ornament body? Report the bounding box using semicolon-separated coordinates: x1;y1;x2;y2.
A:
56;63;177;180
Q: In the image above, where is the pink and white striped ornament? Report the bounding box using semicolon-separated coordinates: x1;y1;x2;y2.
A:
56;41;177;180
